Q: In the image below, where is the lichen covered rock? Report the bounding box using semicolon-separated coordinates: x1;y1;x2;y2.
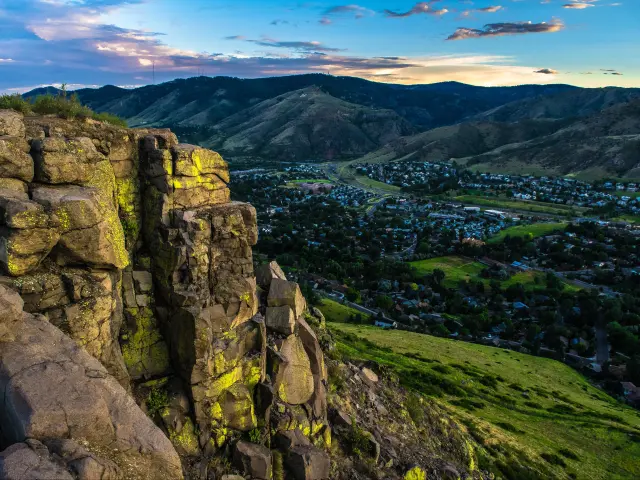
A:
0;285;182;479
0;115;330;479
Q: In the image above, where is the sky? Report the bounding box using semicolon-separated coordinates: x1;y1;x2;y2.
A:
0;0;637;93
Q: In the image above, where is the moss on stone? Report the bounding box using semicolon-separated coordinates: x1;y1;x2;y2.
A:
86;160;129;269
121;307;170;380
404;466;427;480
169;417;200;456
115;176;140;248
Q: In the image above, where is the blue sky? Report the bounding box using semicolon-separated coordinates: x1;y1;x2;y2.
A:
0;0;637;92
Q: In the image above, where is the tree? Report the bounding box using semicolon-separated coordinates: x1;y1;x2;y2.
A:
346;287;361;303
627;356;640;386
376;295;394;311
432;268;446;287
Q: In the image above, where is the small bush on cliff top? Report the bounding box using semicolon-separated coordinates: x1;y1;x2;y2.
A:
146;388;169;417
0;94;31;114
0;89;127;127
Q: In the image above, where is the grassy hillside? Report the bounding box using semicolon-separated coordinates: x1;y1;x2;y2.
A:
408;255;579;292
410;256;486;285
318;298;364;323
328;323;640;480
488;223;567;244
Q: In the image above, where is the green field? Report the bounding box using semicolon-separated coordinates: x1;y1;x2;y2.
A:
489;223;567;244
409;255;579;292
613;215;640;224
454;195;584;217
354;175;402;192
613;191;640;199
410;256;487;286
329;323;640;480
318;298;364;323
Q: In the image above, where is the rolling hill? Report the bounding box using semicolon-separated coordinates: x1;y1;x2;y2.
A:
22;75;640;174
360;98;640;178
460;99;640;179
472;87;640;123
203;86;415;161
357;118;571;164
59;75;579;131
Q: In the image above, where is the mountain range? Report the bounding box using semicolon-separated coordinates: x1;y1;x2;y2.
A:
24;75;640;177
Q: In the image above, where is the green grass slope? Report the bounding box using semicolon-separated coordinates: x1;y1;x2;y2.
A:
329;323;640;480
408;255;580;292
488;223;567;244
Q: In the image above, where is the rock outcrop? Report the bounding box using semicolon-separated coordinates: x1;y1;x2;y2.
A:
0;111;329;479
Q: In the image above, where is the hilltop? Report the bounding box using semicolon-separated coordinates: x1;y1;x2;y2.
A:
23;75;640;176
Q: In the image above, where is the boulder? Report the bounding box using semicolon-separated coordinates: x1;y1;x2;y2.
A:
0;192;51;229
268;279;306;318
171;144;230;182
297;318;327;382
273;428;312;451
31;185;128;269
0;136;33;182
285;445;330;480
0;441;73;480
132;270;154;293
255;261;286;289
31;137;104;184
219;383;257;431
0;192;60;276
274;335;314;405
361;367;379;384
266;305;296;335
45;438;122;480
0;226;60;276
233;441;272;480
0;288;182;479
0;110;25;137
0;178;28;195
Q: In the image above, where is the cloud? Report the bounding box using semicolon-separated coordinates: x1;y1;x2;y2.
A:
535;68;558;74
324;4;374;19
0;0;631;92
460;5;503;18
562;2;596;8
384;1;449;18
245;37;345;53
319;17;332;25
447;20;565;40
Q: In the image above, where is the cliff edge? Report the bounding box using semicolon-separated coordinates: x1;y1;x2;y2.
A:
0;110;330;479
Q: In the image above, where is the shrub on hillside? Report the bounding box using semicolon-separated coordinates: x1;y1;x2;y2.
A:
0;90;127;128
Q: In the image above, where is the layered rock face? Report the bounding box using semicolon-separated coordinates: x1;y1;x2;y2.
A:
0;111;329;479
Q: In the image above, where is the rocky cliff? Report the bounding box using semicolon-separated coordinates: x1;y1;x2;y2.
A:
0;110;330;479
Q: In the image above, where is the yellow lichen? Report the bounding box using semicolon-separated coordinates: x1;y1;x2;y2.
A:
169;417;200;456
404;466;427;480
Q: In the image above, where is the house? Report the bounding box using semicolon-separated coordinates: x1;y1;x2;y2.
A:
621;382;639;396
375;320;397;329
